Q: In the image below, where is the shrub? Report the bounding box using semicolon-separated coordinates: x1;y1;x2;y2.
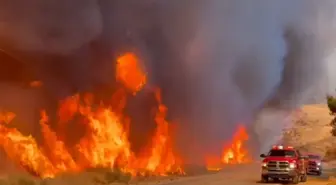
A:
327;95;336;136
327;95;336;115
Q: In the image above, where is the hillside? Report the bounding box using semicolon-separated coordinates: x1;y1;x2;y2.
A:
283;104;336;159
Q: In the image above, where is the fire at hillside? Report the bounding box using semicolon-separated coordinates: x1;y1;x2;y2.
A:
0;52;183;178
0;52;251;179
206;126;251;171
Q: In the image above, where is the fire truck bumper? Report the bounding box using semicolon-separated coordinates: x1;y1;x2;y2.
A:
262;168;297;179
307;166;322;174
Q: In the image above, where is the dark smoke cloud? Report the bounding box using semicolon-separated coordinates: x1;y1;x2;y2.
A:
0;0;335;164
0;0;102;55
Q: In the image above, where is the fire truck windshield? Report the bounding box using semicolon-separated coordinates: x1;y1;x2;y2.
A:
268;149;296;157
308;155;320;159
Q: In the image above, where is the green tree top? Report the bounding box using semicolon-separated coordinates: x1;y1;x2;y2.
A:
327;95;336;115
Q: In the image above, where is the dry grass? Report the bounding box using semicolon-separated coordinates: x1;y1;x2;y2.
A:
284;104;336;158
0;173;39;185
300;104;333;121
0;167;192;185
0;168;133;185
0;164;201;185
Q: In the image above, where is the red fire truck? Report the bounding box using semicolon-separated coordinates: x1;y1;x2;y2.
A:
260;145;308;184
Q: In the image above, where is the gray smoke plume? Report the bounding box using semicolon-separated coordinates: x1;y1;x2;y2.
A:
0;0;335;164
0;0;102;55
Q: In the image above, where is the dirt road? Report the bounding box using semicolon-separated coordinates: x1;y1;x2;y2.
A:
138;164;335;185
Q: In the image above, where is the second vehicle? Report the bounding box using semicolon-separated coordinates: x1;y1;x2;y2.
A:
307;154;323;175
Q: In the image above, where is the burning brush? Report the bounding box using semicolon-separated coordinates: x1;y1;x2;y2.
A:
206;125;251;171
0;52;184;179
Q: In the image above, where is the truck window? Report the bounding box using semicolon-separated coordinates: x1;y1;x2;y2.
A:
267;150;296;157
296;150;301;156
308;155;320;159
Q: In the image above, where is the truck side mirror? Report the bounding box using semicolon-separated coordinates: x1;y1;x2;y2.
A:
260;154;266;158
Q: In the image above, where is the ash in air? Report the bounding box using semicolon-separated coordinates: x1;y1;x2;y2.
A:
0;0;335;163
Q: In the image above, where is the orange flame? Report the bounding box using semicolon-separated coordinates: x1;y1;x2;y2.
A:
116;52;147;94
138;89;184;175
0;52;183;179
206;125;251;171
221;126;250;164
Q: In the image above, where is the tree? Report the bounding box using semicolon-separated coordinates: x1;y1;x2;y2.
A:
327;95;336;114
327;95;336;136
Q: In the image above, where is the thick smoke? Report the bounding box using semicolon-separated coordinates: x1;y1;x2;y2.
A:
0;0;335;164
0;0;102;55
155;0;336;161
327;52;336;94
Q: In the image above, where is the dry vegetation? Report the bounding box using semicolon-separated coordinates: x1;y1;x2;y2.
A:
0;169;133;185
0;166;196;185
283;104;336;160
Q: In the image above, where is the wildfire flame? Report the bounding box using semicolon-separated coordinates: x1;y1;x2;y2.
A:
0;53;183;178
116;52;147;94
221;126;250;164
206;125;251;171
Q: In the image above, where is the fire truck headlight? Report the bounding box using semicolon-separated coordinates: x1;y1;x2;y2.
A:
289;163;296;169
262;162;267;167
317;162;321;166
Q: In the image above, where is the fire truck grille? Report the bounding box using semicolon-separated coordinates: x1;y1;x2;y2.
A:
267;161;289;169
308;161;319;170
308;161;316;166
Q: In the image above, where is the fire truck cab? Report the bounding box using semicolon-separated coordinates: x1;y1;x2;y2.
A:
260;145;308;184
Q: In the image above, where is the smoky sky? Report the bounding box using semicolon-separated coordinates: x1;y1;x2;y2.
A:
0;0;336;164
